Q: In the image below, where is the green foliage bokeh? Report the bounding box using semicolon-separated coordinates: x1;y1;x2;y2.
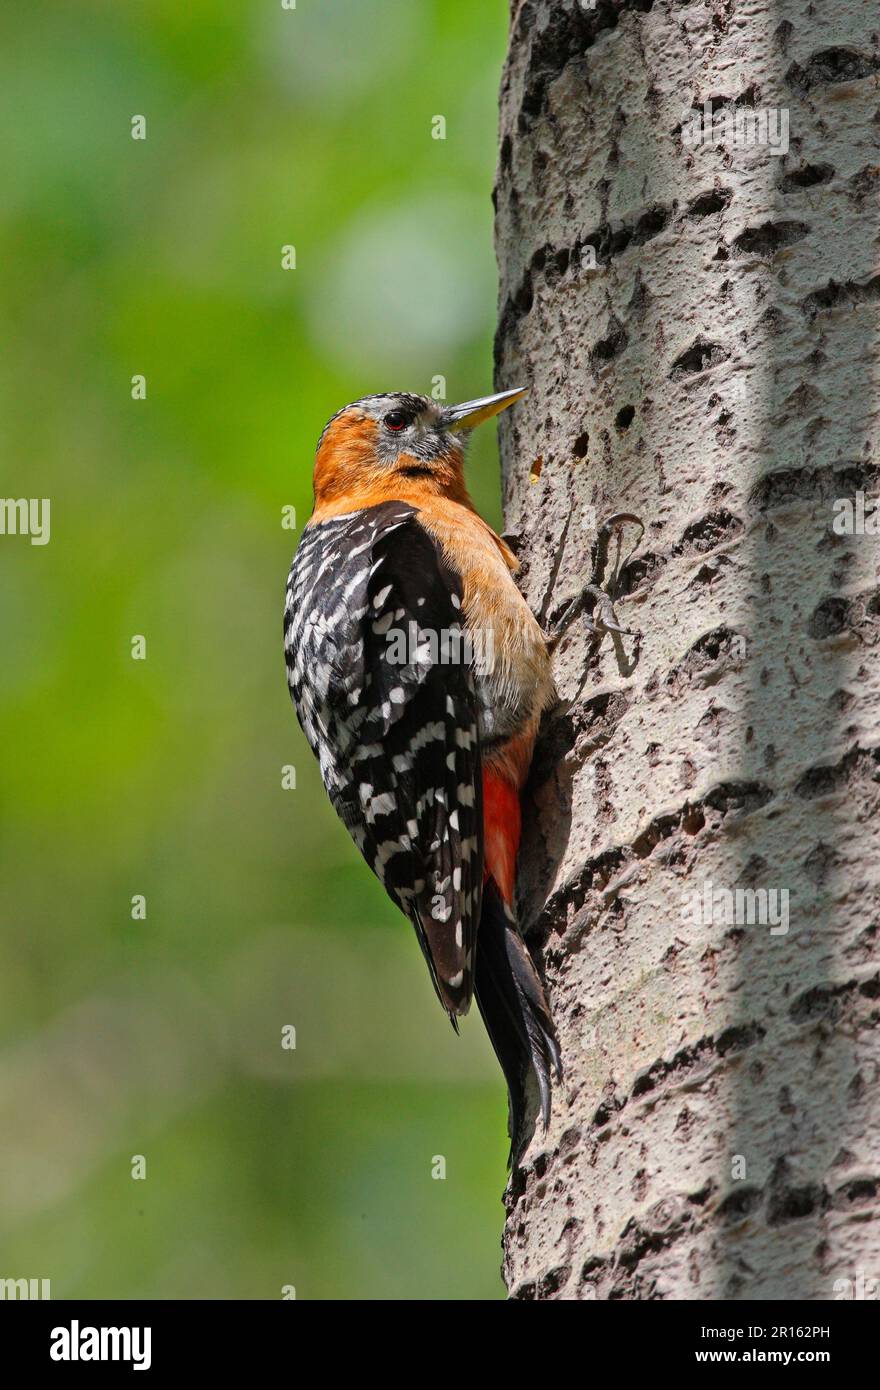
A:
0;0;511;1299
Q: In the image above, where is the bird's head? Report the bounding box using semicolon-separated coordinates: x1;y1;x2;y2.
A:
312;387;526;514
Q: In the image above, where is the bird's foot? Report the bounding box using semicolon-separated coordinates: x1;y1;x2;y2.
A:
546;512;644;653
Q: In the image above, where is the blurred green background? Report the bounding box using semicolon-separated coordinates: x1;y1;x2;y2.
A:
0;0;511;1299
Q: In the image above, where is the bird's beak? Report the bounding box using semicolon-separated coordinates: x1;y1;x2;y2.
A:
441;387;527;433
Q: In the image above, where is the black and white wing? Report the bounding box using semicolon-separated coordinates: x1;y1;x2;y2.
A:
284;501;483;1018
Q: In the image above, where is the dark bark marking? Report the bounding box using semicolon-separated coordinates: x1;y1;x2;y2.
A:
793;745;880;800
786;47;880;91
778;163;834;193
664;625;747;690
801;274;880;320
670;337;731;379
730;220;810;258
748;460;879;511
674;509;743;556
687;186;732;218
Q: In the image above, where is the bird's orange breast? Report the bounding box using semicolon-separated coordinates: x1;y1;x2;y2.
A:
417;497;556;765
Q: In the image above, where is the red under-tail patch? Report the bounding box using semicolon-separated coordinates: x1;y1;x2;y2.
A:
482;770;521;907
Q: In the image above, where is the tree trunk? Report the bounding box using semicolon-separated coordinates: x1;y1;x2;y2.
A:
495;0;880;1300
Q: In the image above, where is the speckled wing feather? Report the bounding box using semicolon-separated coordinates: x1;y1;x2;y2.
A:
284;501;483;1017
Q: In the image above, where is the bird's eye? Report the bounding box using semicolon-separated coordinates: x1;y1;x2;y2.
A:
384;410;410;432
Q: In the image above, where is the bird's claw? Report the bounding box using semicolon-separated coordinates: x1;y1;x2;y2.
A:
546;512;644;653
581;585;635;638
589;512;645;591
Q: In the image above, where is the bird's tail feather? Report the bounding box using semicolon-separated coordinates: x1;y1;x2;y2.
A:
474;879;561;1164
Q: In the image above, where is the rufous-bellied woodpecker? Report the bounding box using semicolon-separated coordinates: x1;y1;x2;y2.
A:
284;388;637;1158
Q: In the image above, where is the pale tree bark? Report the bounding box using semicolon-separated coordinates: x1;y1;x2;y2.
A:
494;0;880;1300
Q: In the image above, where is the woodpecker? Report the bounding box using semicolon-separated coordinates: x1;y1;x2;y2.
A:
284;388;638;1158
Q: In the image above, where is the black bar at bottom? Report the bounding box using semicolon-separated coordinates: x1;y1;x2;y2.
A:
0;1297;872;1373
